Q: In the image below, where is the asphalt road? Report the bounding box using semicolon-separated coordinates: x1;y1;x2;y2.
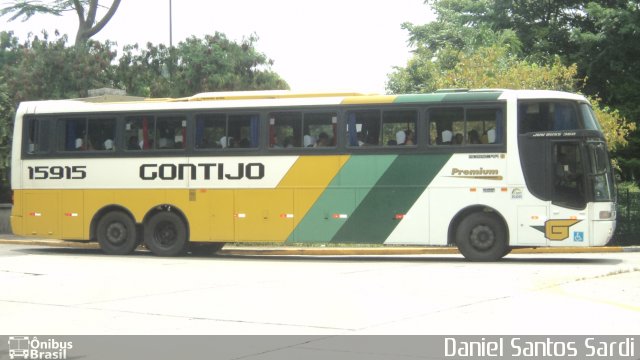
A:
0;243;639;335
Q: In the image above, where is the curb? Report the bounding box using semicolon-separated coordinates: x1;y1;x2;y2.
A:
0;237;637;255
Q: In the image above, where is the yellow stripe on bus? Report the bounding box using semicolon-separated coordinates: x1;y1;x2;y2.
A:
232;155;349;242
277;155;350;227
341;95;396;105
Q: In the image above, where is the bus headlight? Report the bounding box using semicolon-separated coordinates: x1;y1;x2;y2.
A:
599;204;616;220
599;211;612;219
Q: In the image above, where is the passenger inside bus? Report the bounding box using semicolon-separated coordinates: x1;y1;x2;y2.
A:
441;130;453;144
128;136;140;150
315;132;330;147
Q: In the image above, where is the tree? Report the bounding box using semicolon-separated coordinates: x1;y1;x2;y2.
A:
0;31;117;103
115;33;289;98
0;0;121;47
0;77;14;202
387;44;636;152
394;0;640;179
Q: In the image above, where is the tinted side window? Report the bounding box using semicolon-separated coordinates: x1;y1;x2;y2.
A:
57;118;116;151
429;108;464;145
25;118;51;155
269;112;337;148
429;107;503;145
125;115;186;151
346;109;417;147
196;113;259;149
125;116;154;151
382;110;417;146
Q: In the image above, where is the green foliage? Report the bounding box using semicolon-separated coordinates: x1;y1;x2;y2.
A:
0;78;14;202
617;181;640;193
0;0;74;20
1;31;117;102
390;0;639;167
116;33;288;98
434;45;579;91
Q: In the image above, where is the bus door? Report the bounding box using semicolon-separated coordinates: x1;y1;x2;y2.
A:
517;135;590;246
547;141;589;245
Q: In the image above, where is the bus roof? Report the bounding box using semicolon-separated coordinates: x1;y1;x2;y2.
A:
17;89;587;115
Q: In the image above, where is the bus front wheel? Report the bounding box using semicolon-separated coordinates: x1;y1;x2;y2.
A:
144;212;187;256
96;211;138;255
455;212;508;262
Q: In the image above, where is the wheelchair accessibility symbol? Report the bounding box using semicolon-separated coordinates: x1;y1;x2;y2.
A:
573;231;584;242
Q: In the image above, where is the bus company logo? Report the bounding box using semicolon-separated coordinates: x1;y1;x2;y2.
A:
511;188;523;199
8;336;73;359
449;167;503;181
531;219;582;241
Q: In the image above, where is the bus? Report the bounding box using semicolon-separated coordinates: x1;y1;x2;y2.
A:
10;89;617;261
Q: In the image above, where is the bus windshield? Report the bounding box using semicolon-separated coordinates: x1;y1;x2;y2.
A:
518;101;599;133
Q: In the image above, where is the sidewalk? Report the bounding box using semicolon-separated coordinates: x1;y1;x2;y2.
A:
1;234;638;256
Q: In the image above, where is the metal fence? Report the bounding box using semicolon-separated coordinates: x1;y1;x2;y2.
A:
612;190;640;246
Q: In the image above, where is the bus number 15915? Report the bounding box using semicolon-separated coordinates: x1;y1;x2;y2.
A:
28;165;87;180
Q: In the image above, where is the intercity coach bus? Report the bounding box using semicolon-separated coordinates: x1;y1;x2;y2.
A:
10;89;616;261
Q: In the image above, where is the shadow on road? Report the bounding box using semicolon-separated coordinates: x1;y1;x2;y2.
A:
10;246;624;265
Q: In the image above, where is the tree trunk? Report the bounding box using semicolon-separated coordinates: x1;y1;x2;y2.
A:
74;0;122;47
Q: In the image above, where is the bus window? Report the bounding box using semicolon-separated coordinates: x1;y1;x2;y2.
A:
195;114;226;149
553;142;586;209
88;118;116;151
579;103;601;131
58;118;87;151
270;112;302;148
196;113;258;149
428;108;464;145
382;110;417;146
228;114;259;148
25;118;50;154
466;108;502;144
269;112;336;148
347;110;381;147
302;112;336;147
156;116;186;149
518;101;579;133
125;116;155;150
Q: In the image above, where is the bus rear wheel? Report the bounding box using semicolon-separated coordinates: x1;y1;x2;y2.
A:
144;212;187;257
455;212;508;262
96;211;138;255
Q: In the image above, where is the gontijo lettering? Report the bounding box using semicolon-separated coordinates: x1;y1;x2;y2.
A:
140;162;265;180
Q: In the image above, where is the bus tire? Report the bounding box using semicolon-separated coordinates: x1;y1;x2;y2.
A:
455;212;508;262
96;211;138;255
144;212;187;257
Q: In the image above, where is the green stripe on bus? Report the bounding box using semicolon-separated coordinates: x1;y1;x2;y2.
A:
442;92;502;102
286;155;397;244
394;92;502;104
394;94;447;103
330;154;452;244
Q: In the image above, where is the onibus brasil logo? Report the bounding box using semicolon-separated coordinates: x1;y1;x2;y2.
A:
8;336;73;359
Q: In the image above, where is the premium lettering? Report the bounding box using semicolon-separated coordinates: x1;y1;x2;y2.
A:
451;168;499;176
